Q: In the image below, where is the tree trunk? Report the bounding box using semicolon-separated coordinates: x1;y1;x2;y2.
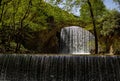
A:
87;0;98;54
0;0;2;6
105;38;110;53
15;42;21;53
109;44;114;55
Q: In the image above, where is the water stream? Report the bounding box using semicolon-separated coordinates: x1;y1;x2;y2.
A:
60;26;94;54
0;54;120;81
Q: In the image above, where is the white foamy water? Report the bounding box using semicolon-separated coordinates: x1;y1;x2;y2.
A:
60;26;95;54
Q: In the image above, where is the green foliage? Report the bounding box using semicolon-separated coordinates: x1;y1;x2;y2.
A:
113;0;120;4
101;10;120;36
97;10;120;53
0;0;78;53
80;0;106;23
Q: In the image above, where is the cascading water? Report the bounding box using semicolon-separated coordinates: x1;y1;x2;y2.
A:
0;54;120;81
60;26;94;54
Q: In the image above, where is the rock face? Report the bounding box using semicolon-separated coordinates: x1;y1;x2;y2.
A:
60;26;94;54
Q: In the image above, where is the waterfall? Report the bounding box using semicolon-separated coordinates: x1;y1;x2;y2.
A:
0;54;120;81
60;26;94;54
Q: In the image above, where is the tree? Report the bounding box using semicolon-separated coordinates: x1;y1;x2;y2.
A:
0;0;13;52
86;0;98;54
99;10;120;54
0;0;48;53
113;0;120;5
81;0;107;54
